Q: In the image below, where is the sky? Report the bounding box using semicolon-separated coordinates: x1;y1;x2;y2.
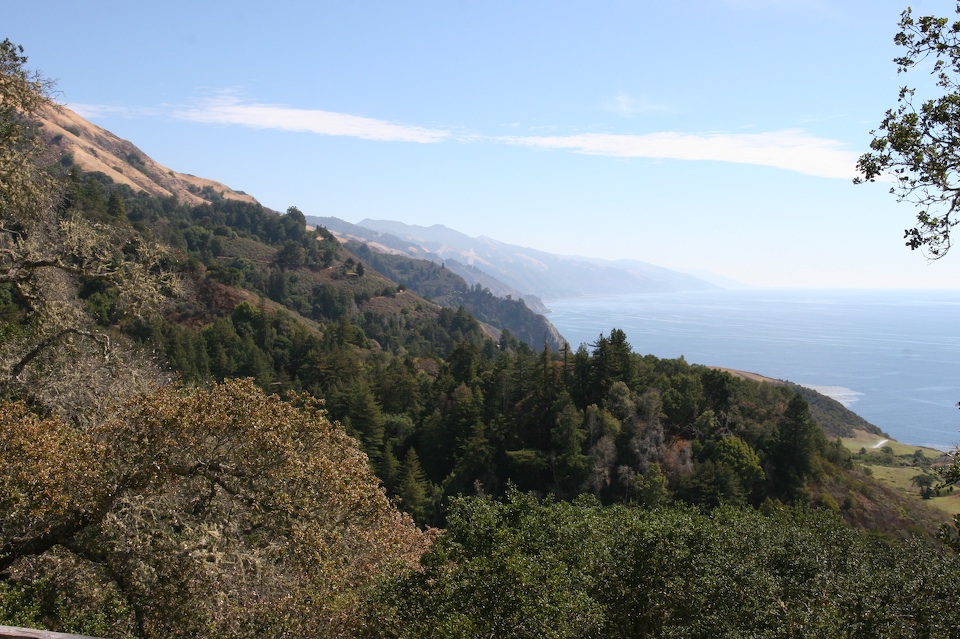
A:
8;0;960;288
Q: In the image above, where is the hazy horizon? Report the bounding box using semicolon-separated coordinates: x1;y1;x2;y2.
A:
331;214;960;292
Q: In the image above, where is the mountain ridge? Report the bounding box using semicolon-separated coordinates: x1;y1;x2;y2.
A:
312;215;548;311
313;215;719;303
36;105;567;353
354;217;719;300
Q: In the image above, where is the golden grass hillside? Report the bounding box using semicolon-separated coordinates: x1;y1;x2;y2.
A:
39;103;258;207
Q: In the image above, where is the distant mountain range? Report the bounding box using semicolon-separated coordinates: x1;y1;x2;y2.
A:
35;104;568;350
310;216;719;305
38;102;724;308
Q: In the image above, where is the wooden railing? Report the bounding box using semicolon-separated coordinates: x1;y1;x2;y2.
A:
0;626;104;639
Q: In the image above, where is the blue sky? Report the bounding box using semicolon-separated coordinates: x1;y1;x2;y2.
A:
9;0;960;288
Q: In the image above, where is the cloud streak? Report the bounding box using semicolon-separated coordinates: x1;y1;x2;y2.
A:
601;93;670;117
499;129;858;179
174;95;451;144
69;103;164;119
73;95;857;178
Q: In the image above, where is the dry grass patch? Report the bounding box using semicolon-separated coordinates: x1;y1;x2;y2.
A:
840;430;960;517
868;464;960;516
841;429;946;457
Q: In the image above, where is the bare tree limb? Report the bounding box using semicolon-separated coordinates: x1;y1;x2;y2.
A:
7;328;109;381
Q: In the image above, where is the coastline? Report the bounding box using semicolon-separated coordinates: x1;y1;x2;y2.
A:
545;289;960;450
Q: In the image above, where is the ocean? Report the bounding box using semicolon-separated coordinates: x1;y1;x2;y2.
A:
545;289;960;450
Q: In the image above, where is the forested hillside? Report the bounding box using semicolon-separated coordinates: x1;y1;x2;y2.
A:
352;217;718;300
25;166;925;532
343;240;564;350
310;215;550;313
4;39;960;639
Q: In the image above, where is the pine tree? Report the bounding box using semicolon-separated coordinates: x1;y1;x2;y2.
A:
399;448;432;523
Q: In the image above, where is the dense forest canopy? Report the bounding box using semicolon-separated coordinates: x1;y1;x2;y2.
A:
367;491;960;638
3;35;960;638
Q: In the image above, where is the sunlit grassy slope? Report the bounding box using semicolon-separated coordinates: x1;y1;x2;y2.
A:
843;429;960;517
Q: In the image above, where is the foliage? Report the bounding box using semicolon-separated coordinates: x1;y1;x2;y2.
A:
367;491;960;638
0;38;55;221
0;42;179;425
137;285;915;533
857;3;960;257
0;380;428;638
347;241;563;350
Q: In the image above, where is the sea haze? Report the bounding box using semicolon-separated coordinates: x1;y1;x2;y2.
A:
546;289;960;450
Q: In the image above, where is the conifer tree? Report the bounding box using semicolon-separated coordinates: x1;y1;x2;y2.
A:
398;448;432;523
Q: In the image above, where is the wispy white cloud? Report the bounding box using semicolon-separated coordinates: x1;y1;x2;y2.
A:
719;0;804;8
717;0;833;13
71;94;857;178
499;129;858;179
601;93;669;117
174;94;451;144
68;103;164;119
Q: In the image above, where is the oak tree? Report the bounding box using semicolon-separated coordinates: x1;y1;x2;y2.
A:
0;379;430;638
0;41;179;423
857;3;960;257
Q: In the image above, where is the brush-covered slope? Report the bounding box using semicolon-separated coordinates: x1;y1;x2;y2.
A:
32;105;943;542
345;240;566;350
356;218;719;300
310;215;549;312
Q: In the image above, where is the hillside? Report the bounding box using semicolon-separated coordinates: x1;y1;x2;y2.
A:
38;103;259;208
311;215;548;312
18;97;944;540
4;48;960;638
313;216;719;301
714;368;887;440
36;105;562;352
344;241;565;350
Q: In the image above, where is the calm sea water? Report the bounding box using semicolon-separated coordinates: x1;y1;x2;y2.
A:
546;289;960;450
